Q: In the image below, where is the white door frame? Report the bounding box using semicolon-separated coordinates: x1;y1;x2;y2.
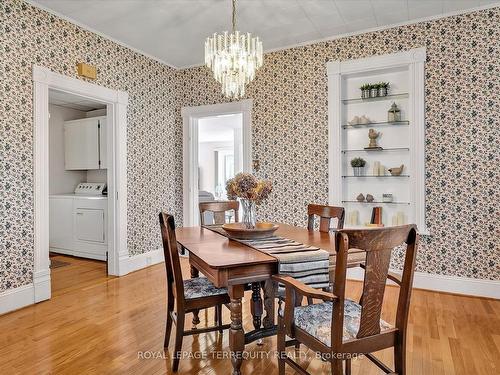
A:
33;65;129;302
181;100;253;227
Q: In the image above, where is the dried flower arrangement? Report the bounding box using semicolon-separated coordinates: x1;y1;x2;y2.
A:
226;173;273;204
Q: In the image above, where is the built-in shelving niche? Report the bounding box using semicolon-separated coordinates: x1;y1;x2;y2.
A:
327;48;428;234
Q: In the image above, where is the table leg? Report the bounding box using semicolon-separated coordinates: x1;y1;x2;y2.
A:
190;265;200;327
228;284;245;375
250;282;263;345
262;279;276;329
250;282;262;330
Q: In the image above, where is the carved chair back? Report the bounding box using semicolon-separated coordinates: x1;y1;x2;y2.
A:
307;204;345;232
199;201;239;225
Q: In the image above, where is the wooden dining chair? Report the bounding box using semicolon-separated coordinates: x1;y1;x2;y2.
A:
159;212;231;372
199;200;239;225
274;225;419;375
306;204;364;296
307;203;345;232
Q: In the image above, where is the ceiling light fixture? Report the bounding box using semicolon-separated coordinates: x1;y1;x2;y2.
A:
204;0;263;99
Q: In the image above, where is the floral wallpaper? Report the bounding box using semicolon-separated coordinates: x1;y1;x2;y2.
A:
178;7;499;280
0;0;498;294
0;0;183;292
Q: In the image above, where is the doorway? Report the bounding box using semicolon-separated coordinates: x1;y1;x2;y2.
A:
33;66;128;303
47;89;109;290
182;100;252;226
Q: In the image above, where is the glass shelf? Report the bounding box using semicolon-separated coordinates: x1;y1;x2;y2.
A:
342;175;410;178
342;93;409;104
342;147;409;153
342;200;410;205
342;121;409;129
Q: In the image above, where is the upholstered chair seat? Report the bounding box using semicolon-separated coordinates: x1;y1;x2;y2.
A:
183;277;228;300
292;299;393;346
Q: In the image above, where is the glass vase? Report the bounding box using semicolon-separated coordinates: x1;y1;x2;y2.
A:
240;199;257;229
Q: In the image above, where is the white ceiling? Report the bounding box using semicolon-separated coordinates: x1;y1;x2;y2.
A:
49;89;106;111
31;0;498;68
198;114;242;143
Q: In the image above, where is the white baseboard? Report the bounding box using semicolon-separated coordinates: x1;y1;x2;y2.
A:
121;248;165;275
34;269;51;302
347;267;500;299
0;270;52;315
0;285;35;315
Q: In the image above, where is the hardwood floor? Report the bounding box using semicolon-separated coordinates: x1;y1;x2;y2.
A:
0;254;498;374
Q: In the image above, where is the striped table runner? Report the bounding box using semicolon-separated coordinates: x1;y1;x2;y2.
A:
203;225;330;290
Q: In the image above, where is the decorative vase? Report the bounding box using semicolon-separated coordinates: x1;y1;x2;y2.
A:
378;86;388;97
382;193;393;202
353;167;364;176
370;87;378;98
241;199;257;229
361;89;370;99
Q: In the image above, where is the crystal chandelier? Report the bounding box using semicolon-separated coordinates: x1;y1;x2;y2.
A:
204;0;263;99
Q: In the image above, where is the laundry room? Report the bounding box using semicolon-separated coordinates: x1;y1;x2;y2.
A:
48;89;109;281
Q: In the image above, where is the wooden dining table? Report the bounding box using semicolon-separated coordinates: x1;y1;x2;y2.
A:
175;223;341;375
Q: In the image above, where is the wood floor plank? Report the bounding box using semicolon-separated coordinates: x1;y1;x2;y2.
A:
0;254;498;374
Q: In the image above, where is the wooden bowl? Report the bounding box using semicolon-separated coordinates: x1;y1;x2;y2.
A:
221;222;279;240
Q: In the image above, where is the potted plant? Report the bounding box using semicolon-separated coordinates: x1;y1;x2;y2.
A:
370;83;379;98
360;84;371;99
350;157;366;176
378;82;390;97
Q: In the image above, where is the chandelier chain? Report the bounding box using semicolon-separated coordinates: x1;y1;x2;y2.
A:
232;0;236;32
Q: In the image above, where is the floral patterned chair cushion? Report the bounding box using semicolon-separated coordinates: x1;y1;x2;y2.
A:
293;299;392;346
183;277;228;300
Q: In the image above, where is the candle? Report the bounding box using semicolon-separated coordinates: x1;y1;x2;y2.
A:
397;212;405;225
379;165;385;175
350;210;359;226
373;161;380;176
392;215;398;226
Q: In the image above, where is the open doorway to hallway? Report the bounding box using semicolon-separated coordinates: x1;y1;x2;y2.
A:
182;100;252;226
198;113;243;202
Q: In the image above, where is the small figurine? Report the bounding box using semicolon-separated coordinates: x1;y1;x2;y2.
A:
356;193;365;202
388;102;401;122
348;116;360;125
366;194;374;202
366;128;381;149
359;115;371;124
388;164;405;176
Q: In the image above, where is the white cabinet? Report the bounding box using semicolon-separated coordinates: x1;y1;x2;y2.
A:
75;208;105;243
64;116;106;170
49;195;108;260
